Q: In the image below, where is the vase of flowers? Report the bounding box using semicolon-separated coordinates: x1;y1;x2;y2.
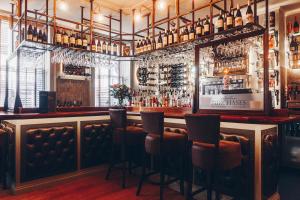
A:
110;84;132;107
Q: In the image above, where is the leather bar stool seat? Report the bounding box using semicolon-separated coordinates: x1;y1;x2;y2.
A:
113;126;145;145
192;140;242;171
145;131;186;155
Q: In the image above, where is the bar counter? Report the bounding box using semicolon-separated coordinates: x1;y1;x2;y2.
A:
0;108;287;200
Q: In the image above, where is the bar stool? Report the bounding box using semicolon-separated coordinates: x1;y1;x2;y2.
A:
184;114;242;200
136;111;186;200
105;109;146;188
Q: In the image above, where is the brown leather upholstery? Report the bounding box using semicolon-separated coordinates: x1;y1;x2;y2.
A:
109;109;145;145
192;140;242;170
185;114;242;171
141;112;186;155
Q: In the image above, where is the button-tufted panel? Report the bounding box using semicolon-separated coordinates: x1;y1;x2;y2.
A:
81;123;112;168
22;126;76;182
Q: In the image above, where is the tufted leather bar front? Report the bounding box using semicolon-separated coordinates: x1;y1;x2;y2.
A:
21;126;77;182
81;122;112;168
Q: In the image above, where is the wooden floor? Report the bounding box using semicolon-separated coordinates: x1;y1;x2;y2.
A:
0;171;185;200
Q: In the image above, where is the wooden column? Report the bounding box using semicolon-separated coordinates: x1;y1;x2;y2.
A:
132;9;135;55
175;0;179;33
263;0;270;115
152;0;156;39
193;46;200;113
90;0;94;48
192;0;195;25
119;9;122;56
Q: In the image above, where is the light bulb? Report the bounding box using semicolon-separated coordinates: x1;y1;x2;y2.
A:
157;0;166;11
96;13;105;22
134;12;141;22
58;0;68;11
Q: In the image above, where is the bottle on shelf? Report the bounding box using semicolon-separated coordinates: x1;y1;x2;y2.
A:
143;37;148;52
113;42;118;56
27;23;33;41
290;36;298;52
157;31;163;49
152;37;156;50
97;38;101;52
32;26;38;42
37;29;43;43
168;29;174;45
69;31;76;47
163;29;168;47
173;29;178;44
227;2;234;29
136;40;140;54
217;10;224;33
42;31;47;43
55;29;62;45
246;0;254;25
107;42;111;55
63;30;69;47
294;16;299;34
196;18;202;38
82;34;88;50
189;25;195;40
183;26;189;41
76;33;82;48
147;37;152;51
102;41;107;54
204;15;210;35
91;37;97;52
235;4;243;27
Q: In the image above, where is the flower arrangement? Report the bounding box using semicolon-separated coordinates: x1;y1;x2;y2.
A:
110;84;132;106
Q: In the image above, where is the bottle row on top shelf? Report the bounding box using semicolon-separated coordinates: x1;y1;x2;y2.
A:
136;1;255;55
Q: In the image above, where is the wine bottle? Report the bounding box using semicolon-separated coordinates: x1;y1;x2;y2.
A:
173;29;178;43
196;18;202;38
227;2;234;29
91;37;97;52
37;29;43;42
290;36;297;52
82;34;88;50
42;31;47;43
163;29;168;47
63;30;69;47
183;26;189;42
136;40;140;54
294;16;299;33
143;37;148;52
76;33;82;48
152;37;156;50
102;41;107;54
217;10;224;32
168;29;174;45
55;29;62;45
27;24;33;40
204;15;210;35
235;4;243;27
107;42;111;55
97;38;101;52
246;0;254;25
189;25;195;40
157;31;163;49
69;31;76;47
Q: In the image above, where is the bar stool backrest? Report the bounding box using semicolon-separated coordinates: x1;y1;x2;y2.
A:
140;111;164;136
184;114;220;145
109;109;127;129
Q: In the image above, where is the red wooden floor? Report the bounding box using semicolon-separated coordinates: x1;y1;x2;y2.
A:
0;171;185;200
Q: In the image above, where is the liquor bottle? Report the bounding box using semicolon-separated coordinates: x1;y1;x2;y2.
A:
37;29;43;42
143;37;148;52
97;38;101;52
147;37;152;51
290;36;297;52
69;31;76;47
27;24;33;40
183;26;189;42
224;13;228;31
82;34;88;50
55;29;62;45
189;25;195;40
152;37;156;50
270;11;275;28
42;31;47;43
227;2;234;29
102;41;107;54
32;26;38;42
294;16;299;33
157;31;163;49
235;4;243;27
217;10;224;32
113;42;118;56
204;15;210;35
168;29;174;45
91;37;97;51
163;29;168;47
76;33;82;48
173;29;178;43
136;40;140;54
196;18;202;38
63;30;69;47
246;0;254;25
